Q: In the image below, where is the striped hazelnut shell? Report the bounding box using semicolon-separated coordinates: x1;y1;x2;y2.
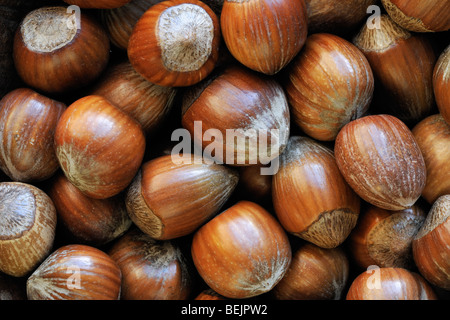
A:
108;228;192;300
334;114;426;211
0;182;57;277
348;204;426;269
48;173;132;246
346;267;436;300
0;88;65;182
412;195;450;290
272;243;350;300
181;65;290;166
272;136;360;248
412;114;450;204
285;33;374;141
433;45;450;125
27;244;121;300
13;6;110;94
100;0;162;50
381;0;450;32
128;0;221;87
125;154;239;240
54;95;146;200
191;200;292;299
91;61;177;134
220;0;308;75
353;15;436;125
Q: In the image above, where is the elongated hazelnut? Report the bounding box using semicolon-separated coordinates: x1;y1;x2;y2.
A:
285;33;374;141
109;228;192;300
346;267;436;300
334;114;426;211
27;244;122;300
381;0;450;32
353;15;436;125
63;0;132;9
348;204;426;269
412;114;450;204
54;95;146;199
433;45;450;125
48;173;132;246
273;136;360;248
0;88;65;182
412;195;450;290
0;182;56;277
181;65;290;166
305;0;378;34
13;6;110;94
100;0;162;50
221;0;308;75
191;200;292;299
91;61;177;134
273;243;349;300
128;0;221;87
126;154;239;240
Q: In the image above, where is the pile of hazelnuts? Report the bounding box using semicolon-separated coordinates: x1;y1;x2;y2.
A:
0;0;449;301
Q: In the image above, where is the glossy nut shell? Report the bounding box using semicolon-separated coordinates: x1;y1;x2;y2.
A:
272;136;360;248
27;244;122;300
54;95;146;199
221;0;308;75
0;88;65;182
285;33;374;141
0;182;56;277
334;114;426;211
191;201;292;299
109;228;192;300
126;154;239;240
412;195;450;290
13;6;110;94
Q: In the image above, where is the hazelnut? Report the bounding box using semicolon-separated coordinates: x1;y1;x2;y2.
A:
13;6;110;94
109;228;193;300
273;136;360;248
381;0;450;32
285;33;374;141
353;15;436;125
181;65;290;166
0;88;65;182
348;204;426;269
27;244;122;300
54;95;146;200
221;0;308;75
0;182;56;277
191;200;292;299
272;243;350;300
128;0;221;87
433;45;450;125
412;114;450;204
412;195;450;290
126;154;239;240
346;267;437;300
334;114;426;211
